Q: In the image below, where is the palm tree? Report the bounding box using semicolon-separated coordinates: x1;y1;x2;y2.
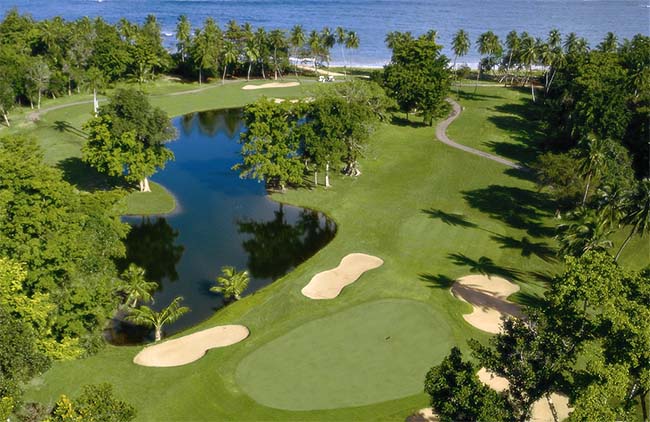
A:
336;26;347;76
563;32;579;55
244;40;259;81
345;31;360;73
320;27;336;68
175;14;192;63
210;266;250;302
577;136;610;206
451;29;470;91
598;32;618;53
83;66;104;116
254;27;269;79
615;179;650;261
268;29;286;80
221;41;237;84
556;208;613;257
289;25;306;79
120;264;158;308
545;29;564;94
126;297;190;342
502;30;519;84
475;31;501;92
519;33;537;88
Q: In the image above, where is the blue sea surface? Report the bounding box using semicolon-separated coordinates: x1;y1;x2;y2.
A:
2;0;648;66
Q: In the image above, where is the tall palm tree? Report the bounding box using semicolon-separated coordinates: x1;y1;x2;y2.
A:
578;136;610;206
336;26;347;76
254;27;269;79
502;30;520;84
451;29;470;91
345;31;360;72
475;31;501;92
83;66;104;116
244;40;259;81
519;33;537;87
615;179;650;261
221;41;237;84
289;25;306;79
126;297;190;342
175;14;192;63
120;264;158;308
268;29;286;80
308;30;322;72
320;27;336;68
210;266;250;302
563;32;579;55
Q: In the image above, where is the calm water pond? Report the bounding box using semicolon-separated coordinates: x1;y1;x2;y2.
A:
107;109;335;344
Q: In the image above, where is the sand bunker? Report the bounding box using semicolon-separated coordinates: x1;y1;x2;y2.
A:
405;408;439;422
133;325;249;367
301;253;383;299
241;82;300;90
478;367;571;421
451;275;522;334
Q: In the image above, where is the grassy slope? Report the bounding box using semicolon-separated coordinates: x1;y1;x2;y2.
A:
25;85;568;421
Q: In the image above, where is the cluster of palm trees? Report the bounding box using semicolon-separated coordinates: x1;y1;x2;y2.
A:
176;16;360;84
556;137;650;260
118;263;189;342
117;263;251;343
450;28;620;96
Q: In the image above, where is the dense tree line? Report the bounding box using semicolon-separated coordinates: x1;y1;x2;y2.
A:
426;251;650;421
0;8;360;126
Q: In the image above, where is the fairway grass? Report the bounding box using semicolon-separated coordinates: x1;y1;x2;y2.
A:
236;299;452;410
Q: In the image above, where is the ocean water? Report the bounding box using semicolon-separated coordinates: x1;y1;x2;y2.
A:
2;0;648;66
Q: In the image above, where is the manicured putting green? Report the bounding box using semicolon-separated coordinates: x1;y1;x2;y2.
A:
235;299;453;410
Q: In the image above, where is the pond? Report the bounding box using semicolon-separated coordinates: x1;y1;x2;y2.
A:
107;109;335;344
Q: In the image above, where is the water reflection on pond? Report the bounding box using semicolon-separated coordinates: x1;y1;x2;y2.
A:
107;109;335;344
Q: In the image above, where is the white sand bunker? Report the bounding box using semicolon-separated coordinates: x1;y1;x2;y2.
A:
242;82;300;90
451;275;522;334
133;325;249;367
479;367;572;421
301;253;384;299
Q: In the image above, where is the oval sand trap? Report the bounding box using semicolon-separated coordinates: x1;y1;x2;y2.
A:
133;324;249;367
241;82;300;90
236;299;454;410
451;275;522;334
301;253;384;299
406;408;439;422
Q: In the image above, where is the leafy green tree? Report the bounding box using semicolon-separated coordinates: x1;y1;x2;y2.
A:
383;31;451;124
210;266;250;301
534;152;584;214
190;18;222;84
126;296;189;342
424;347;512;422
50;383;136;422
82;66;105;116
556;207;613;257
27;57;51;109
82;89;176;192
119;264;158;308
0;305;50;411
577;136;610;206
233;98;304;191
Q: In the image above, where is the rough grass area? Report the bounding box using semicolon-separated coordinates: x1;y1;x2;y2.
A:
236;299;453;410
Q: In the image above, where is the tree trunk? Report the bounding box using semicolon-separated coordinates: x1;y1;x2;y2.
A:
37;89;42;110
547;69;557;94
247;62;252;81
325;162;331;187
222;64;227;84
641;390;649;422
615;225;637;262
546;393;559;422
474;60;481;93
314;171;318;186
582;172;592;206
198;68;202;86
154;326;162;342
274;48;278;80
2;111;9;127
531;82;536;102
68;78;72;96
261;62;266;79
140;177;152;193
93;88;99;116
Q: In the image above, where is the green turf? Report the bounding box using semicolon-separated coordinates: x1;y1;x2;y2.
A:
19;80;649;420
121;182;176;215
236;299;454;411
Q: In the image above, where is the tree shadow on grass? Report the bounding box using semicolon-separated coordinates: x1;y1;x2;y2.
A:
462;185;554;238
390;115;427;128
447;253;523;282
421;208;478;228
456;90;504;101
490;234;557;262
53;120;87;138
57;157;129;192
419;273;455;289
